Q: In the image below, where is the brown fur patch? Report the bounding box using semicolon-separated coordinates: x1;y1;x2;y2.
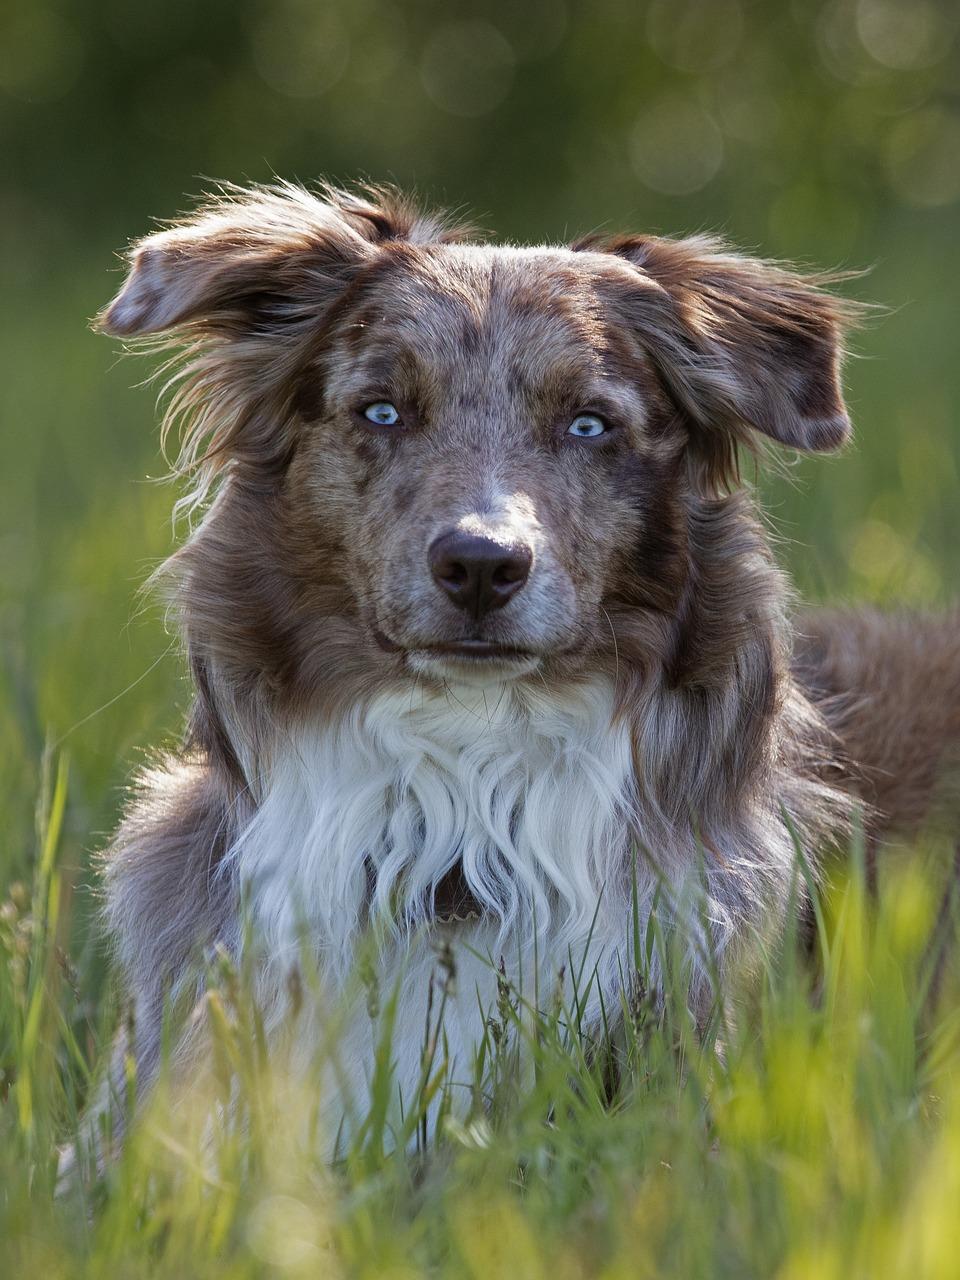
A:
795;608;960;839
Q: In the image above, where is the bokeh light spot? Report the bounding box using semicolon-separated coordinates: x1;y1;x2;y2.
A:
420;21;515;118
817;0;885;86
251;1;350;99
647;0;743;73
886;108;960;208
856;0;956;71
631;99;724;196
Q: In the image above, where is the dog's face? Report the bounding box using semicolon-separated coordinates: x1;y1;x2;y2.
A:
99;186;854;692
291;244;686;683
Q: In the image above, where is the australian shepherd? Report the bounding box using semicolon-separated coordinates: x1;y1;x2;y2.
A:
86;182;960;1154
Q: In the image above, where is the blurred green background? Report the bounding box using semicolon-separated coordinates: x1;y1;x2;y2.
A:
1;0;958;982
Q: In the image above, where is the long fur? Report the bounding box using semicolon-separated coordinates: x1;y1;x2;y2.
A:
78;181;958;1161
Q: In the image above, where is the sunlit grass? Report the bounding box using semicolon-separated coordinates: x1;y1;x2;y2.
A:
1;749;958;1277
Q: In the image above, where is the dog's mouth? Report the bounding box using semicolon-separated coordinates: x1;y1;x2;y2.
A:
421;639;535;660
373;629;540;669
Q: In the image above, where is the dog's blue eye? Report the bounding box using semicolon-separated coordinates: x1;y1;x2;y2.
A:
363;401;401;427
568;414;607;439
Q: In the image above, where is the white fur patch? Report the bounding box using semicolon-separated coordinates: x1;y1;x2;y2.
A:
228;677;636;965
222;675;732;1142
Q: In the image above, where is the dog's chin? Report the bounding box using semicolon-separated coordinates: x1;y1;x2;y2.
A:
373;630;544;684
407;643;544;685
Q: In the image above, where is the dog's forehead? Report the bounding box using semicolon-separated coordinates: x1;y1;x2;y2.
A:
379;242;631;325
333;242;645;393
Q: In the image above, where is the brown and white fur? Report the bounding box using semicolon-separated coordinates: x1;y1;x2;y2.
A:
88;182;959;1152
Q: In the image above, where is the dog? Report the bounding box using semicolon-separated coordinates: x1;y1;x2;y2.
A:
85;182;960;1155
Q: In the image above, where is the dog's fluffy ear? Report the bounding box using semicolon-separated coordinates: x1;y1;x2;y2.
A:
587;233;860;460
95;182;456;338
94;184;469;517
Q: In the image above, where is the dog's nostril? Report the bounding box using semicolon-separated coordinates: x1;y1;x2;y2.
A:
428;530;533;620
492;564;524;587
441;562;469;588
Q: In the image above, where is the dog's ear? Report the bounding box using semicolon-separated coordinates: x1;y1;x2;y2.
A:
95;184;470;514
95;182;458;338
585;233;860;465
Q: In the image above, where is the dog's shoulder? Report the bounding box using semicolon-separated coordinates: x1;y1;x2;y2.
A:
103;755;239;1011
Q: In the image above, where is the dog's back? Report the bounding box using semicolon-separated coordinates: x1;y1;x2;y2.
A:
795;607;960;841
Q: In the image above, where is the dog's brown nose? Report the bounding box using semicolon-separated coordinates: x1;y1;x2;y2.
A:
429;530;533;619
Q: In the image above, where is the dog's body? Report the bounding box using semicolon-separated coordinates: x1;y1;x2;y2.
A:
90;184;960;1149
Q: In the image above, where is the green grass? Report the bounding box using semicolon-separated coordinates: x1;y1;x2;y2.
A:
2;744;960;1278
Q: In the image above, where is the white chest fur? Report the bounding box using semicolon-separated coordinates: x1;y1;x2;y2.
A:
228;676;638;972
222;676;648;1138
217;674;767;1142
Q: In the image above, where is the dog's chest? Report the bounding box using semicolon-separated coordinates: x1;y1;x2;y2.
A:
228;676;636;965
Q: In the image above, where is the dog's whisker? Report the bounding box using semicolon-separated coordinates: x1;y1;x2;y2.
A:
600;606;620;688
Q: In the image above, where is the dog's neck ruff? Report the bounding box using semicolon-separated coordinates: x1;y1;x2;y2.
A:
226;676;636;970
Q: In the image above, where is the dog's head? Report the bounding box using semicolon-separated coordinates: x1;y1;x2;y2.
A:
98;184;856;696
